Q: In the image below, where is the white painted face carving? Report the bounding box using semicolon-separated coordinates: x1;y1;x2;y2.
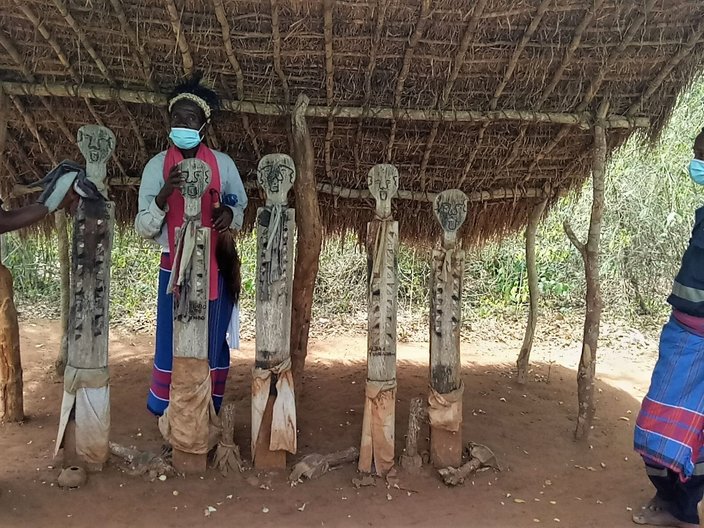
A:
434;189;468;246
257;154;296;206
77;125;115;165
367;164;399;218
178;158;211;201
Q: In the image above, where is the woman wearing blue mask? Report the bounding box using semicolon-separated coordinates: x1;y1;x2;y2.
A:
633;128;704;527
135;73;248;418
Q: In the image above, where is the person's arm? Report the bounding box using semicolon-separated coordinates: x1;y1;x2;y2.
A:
135;154;170;240
0;203;49;234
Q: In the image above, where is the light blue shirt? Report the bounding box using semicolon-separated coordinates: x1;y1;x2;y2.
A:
134;150;248;249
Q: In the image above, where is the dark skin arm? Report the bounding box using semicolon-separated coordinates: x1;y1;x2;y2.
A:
0;187;80;235
155;165;184;211
0;203;49;234
212;206;233;232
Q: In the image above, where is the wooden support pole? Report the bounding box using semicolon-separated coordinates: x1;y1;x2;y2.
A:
0;88;23;423
516;198;548;384
252;154;297;470
0;81;651;130
55;125;115;470
359;164;399;476
54;210;70;377
289;94;322;390
564;103;608;440
428;190;468;468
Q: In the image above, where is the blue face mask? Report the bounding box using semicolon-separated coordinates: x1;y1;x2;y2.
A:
690;158;704;186
169;124;205;150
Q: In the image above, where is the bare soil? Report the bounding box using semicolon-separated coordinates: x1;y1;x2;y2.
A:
0;317;661;527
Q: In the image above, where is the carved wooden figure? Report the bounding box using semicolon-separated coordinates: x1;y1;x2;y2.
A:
55;125;116;471
252;154;297;470
168;158;212;474
428;189;468;468
359;164;399;476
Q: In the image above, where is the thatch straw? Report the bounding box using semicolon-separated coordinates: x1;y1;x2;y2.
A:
0;0;703;243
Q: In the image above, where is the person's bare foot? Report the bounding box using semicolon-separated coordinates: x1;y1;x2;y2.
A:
632;496;697;527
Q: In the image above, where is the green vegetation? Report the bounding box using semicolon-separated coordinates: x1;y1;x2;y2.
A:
6;78;704;329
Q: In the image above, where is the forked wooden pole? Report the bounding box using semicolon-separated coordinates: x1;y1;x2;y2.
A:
564;102;608;440
516;198;548;384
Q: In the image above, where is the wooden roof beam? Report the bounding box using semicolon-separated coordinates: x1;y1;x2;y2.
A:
13;178;549;205
386;0;432;162
505;0;603;168
354;0;390;181
459;0;549;187
0;31;73;144
1;80;651;129
627;17;704;116
6;129;43;181
10;96;58;166
108;0;170;131
529;0;657;174
52;0;149;169
109;0;156;90
51;0;114;83
163;0;194;75
13;1;77;79
270;0;290;105
323;0;335;183
212;0;261;159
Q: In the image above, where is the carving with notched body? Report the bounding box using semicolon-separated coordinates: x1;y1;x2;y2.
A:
177;159;211;199
77;125;116;165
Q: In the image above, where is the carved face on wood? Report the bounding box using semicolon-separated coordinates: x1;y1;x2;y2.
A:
367;164;399;218
77;125;116;165
434;189;468;247
257;154;296;206
177;159;211;200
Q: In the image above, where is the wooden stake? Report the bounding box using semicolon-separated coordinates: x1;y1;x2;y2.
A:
55;209;70;377
0;88;23;423
516;198;548;384
428;189;468;468
359;164;399;476
169;159;212;474
400;396;426;472
564;103;608;440
253;153;297;470
289;94;322;391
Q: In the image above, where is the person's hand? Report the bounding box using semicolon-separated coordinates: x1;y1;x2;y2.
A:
57;186;80;215
212;206;233;232
156;165;184;210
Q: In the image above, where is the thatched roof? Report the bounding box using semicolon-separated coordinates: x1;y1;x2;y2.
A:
1;0;703;243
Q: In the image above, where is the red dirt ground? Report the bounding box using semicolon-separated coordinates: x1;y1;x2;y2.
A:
0;318;660;527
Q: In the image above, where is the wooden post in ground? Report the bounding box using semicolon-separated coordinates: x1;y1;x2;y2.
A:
428;189;468;469
564;103;608;440
0;88;23;423
516;198;548;384
359;164;399;476
289;94;322;395
168;158;213;474
55;125;115;470
252;154;297;470
55;209;70;377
